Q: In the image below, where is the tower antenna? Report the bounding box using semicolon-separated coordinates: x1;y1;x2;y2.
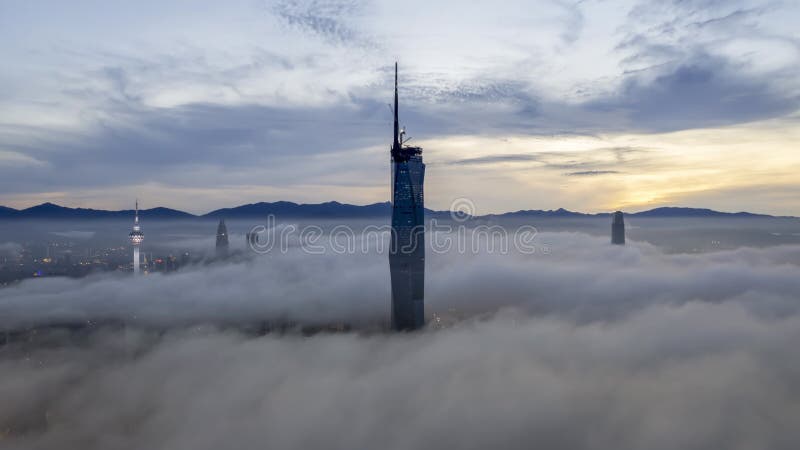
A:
393;62;400;152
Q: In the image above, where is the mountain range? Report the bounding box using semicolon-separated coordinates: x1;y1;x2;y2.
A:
0;202;786;220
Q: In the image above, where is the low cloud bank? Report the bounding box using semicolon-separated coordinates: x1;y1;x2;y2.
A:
2;304;800;450
2;232;799;328
2;233;800;449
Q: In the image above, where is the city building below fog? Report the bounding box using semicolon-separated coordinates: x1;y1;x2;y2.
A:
612;211;626;245
216;219;229;259
0;240;197;286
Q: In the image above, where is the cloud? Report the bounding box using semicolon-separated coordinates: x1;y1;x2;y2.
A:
49;230;96;240
11;306;800;449
2;229;800;448
588;56;800;131
565;170;621;176
449;154;541;166
2;231;800;328
1;0;799;211
272;0;372;47
445;146;652;175
594;0;800;131
0;100;393;195
0;242;22;257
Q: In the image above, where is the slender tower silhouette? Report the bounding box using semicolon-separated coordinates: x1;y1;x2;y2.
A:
129;200;144;273
216;219;229;258
611;211;625;245
389;62;426;331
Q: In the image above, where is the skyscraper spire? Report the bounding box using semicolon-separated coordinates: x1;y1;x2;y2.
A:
135;198;139;225
393;62;400;153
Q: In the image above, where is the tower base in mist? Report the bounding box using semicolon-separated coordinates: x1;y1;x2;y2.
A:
389;253;425;331
133;247;140;274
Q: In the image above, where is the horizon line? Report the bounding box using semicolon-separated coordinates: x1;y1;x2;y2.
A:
0;200;793;219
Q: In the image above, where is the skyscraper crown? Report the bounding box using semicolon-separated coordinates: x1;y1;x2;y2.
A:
390;63;422;163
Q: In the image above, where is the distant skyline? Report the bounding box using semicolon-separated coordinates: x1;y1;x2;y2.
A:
0;200;791;219
1;1;799;215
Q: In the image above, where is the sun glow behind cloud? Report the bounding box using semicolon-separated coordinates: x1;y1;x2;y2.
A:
1;113;798;215
0;0;798;214
425;114;800;215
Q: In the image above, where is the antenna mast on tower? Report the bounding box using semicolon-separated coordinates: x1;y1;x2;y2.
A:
393;62;400;152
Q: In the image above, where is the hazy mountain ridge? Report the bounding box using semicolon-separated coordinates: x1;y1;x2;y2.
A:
0;201;790;220
204;201;393;219
630;207;769;218
0;202;194;220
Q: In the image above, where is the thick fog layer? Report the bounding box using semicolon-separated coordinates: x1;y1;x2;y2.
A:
2;228;800;449
2;232;800;328
2;305;800;449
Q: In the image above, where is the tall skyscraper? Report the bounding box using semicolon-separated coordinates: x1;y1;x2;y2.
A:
389;63;426;331
611;211;625;245
129;200;144;274
216;219;229;258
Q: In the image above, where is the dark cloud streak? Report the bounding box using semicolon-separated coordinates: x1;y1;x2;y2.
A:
565;170;621;176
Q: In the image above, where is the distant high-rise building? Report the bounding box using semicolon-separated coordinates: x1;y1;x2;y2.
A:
216;219;229;258
611;211;625;245
128;200;144;274
389;63;426;331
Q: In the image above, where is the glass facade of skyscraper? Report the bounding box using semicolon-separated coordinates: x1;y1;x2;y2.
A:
390;152;425;330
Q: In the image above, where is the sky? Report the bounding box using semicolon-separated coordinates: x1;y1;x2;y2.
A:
0;0;798;215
